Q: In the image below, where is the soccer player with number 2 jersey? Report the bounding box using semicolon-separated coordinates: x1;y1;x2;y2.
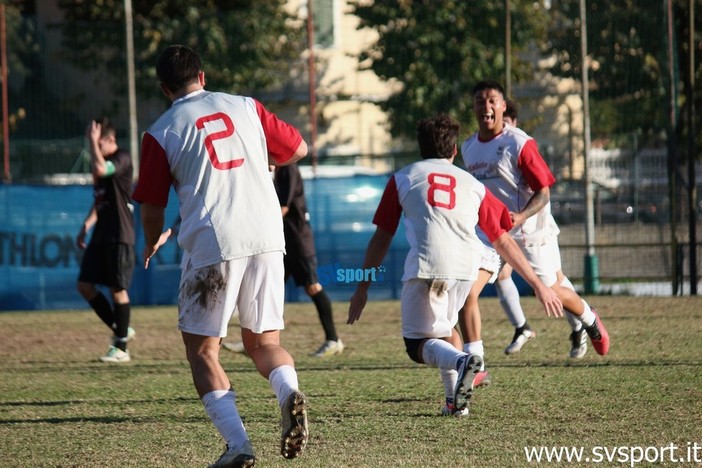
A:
132;45;309;468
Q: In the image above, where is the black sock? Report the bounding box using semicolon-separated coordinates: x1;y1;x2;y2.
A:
113;302;131;351
311;290;337;342
89;293;115;331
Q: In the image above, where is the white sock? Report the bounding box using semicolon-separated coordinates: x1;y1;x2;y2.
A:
440;368;457;401
422;338;463;370
463;340;485;371
202;390;248;448
495;277;526;328
269;365;299;407
560;277;595;328
560;276;583;331
565;311;582;331
577;300;596;327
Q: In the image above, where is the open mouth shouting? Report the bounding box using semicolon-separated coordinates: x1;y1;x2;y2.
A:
480;111;495;124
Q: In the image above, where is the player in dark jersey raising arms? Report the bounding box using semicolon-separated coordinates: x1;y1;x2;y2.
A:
76;117;136;363
132;45;309;467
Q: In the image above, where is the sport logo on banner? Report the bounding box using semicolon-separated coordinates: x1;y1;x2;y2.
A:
317;263;387;287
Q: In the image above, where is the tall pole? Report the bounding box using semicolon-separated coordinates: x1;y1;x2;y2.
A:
580;0;599;294
505;0;511;98
1;4;10;183
667;0;680;295
124;0;139;178
687;0;697;294
306;0;318;174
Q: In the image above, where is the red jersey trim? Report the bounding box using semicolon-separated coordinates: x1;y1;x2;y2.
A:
517;139;556;191
254;99;303;165
132;132;172;207
477;189;513;243
372;175;402;235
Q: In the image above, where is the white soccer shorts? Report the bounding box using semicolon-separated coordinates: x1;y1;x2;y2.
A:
178;251;285;337
520;234;563;287
479;243;502;284
400;277;473;339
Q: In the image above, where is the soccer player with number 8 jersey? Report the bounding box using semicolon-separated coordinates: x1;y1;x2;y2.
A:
347;114;563;417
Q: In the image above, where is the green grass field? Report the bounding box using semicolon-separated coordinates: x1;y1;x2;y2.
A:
1;296;701;467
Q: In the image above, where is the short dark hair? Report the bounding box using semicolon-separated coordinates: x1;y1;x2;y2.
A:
416;114;460;160
505;99;518;120
472;80;505;98
95;117;116;138
156;45;202;93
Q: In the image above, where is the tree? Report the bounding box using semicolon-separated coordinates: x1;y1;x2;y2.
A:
545;0;702;151
352;0;550;140
57;0;305;107
2;2;38;137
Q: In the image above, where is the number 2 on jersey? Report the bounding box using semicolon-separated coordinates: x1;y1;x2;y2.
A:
195;112;244;170
427;173;456;209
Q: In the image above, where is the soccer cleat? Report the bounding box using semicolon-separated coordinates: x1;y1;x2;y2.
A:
453;354;483;413
473;370;491;388
280;391;308;459
569;329;588;359
311;339;344;357
99;345;130;363
441;403;469;417
585;309;610;355
504;326;536;355
208;440;256;468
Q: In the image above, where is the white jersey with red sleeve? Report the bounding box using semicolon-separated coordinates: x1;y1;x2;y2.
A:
132;90;302;269
461;125;559;245
372;158;512;281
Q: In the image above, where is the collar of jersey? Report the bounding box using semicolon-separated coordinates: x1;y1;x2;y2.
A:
173;89;206;106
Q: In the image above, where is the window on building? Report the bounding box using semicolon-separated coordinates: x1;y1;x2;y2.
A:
313;0;335;49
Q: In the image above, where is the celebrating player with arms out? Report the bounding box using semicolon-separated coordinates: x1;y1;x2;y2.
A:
461;80;610;359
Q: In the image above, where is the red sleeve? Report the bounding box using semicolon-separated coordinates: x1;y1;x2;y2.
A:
477;188;513;243
372;175;403;235
255;99;303;165
517;139;556;191
132;132;173;207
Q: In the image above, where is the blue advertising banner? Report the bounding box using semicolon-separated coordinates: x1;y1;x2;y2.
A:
0;172;524;311
0;174;407;311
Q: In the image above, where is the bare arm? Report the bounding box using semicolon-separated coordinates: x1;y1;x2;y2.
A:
140;203;170;269
491;232;563;317
511;185;550;227
347;227;394;325
76;205;97;249
86;121;110;178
